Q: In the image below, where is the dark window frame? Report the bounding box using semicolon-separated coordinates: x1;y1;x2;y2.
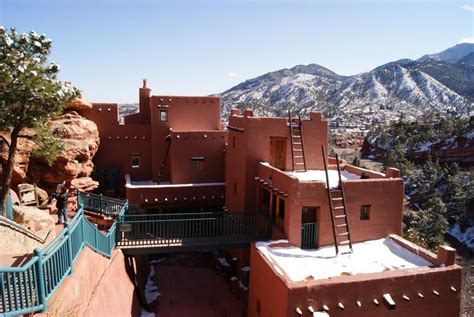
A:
360;205;371;220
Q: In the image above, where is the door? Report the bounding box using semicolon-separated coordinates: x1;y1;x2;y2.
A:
301;207;319;249
270;137;287;170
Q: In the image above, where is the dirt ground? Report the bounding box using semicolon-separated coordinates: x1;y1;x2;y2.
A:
149;252;247;317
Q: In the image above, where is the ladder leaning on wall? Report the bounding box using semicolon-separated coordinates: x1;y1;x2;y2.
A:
321;145;353;255
157;134;172;183
288;109;307;172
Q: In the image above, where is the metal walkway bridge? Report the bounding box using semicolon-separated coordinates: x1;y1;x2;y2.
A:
115;212;271;254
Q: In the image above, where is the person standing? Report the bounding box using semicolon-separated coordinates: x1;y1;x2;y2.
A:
56;184;69;225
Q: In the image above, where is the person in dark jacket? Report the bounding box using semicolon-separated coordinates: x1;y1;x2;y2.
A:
56;184;69;225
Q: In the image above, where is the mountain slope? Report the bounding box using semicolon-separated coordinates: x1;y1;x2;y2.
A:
418;43;474;63
219;44;473;130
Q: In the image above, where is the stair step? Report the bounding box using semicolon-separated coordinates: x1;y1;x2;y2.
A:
336;223;347;228
335;215;346;219
338;232;349;236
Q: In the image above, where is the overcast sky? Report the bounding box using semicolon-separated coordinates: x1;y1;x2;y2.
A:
1;0;473;103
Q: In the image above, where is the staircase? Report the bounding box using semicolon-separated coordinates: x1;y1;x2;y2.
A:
288;110;307;172
321;146;353;255
157;134;172;183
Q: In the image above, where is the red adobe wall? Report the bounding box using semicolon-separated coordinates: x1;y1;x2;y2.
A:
125;182;225;207
169;130;227;184
81;104;152;183
256;162;404;248
248;244;289;317
248;241;462;317
225;110;328;212
149;95;222;182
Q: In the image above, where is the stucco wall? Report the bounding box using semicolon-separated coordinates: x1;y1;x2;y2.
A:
249;243;462;317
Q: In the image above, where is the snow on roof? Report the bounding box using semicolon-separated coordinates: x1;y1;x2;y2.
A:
256;238;432;282
288;169;360;188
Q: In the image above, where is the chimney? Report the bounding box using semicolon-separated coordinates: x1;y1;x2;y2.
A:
139;79;151;121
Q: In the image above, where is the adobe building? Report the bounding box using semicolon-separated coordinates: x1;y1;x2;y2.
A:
80;80;227;212
223;110;462;316
82;82;462;317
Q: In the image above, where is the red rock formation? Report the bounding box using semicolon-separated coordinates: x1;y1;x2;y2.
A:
0;102;100;193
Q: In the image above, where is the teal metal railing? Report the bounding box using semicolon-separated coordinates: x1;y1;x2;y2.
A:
301;222;318;249
0;192;13;220
116;211;271;252
77;191;128;218
0;191;128;316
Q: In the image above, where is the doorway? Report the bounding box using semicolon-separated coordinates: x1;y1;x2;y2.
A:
270;137;287;170
301;206;319;249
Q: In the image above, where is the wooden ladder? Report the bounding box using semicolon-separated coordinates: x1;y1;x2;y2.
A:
157;134;172;183
321;146;353;255
288;110;307;172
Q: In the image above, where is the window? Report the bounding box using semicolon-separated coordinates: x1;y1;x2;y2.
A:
360;205;371;220
191;157;204;170
160;110;168;122
131;155;140;168
279;198;285;221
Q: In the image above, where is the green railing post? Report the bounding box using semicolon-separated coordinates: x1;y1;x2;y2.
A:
33;249;47;312
64;223;74;275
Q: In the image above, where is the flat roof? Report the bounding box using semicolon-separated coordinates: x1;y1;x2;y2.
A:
287;169;360;188
256;237;433;282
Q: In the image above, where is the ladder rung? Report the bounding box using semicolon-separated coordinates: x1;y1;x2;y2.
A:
295;163;305;165
294;149;303;152
333;206;344;210
332;197;343;201
335;215;346;219
338;232;349;236
341;251;352;255
294;169;306;172
294;156;304;158
339;240;351;245
336;224;347;228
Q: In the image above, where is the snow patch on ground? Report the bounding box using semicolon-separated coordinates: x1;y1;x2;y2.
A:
450;223;474;250
288;169;360;188
256;238;432;282
141;266;160;317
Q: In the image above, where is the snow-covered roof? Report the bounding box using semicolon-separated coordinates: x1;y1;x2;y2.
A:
287;169;360;188
256;237;432;283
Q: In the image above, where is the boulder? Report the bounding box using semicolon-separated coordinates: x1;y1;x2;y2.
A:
0;111;100;193
71;176;99;192
13;205;55;236
65;97;93;111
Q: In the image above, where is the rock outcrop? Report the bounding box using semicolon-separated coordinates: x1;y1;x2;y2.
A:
0;102;100;193
13;205;55;236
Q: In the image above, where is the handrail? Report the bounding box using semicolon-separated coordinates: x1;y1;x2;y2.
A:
0;215;52;244
0;192;128;316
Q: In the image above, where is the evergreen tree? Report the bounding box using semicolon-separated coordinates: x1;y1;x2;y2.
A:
417;197;448;250
0;27;79;214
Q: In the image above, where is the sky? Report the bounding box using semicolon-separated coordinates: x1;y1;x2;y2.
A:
1;0;473;103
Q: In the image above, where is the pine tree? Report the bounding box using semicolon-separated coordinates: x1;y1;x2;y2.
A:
0;27;79;215
417;197;448;250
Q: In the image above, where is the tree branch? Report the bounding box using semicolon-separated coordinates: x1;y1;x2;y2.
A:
18;134;34;139
0;135;10;148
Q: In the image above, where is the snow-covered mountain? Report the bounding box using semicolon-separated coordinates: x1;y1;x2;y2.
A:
219;44;474;132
